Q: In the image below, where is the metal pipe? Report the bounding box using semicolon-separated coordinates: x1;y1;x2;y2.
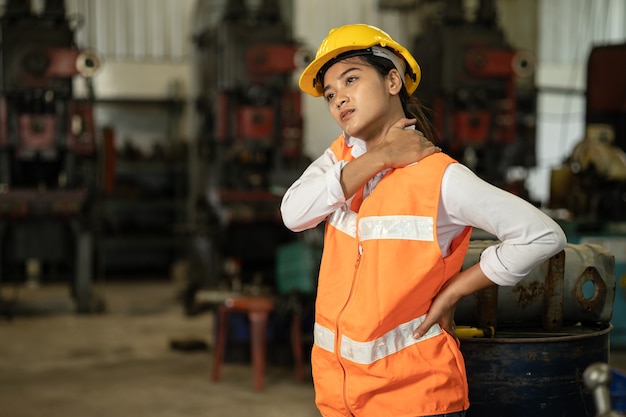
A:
583;362;623;417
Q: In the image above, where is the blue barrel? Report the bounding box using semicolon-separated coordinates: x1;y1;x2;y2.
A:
461;324;611;416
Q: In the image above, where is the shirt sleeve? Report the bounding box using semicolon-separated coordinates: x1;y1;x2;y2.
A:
441;163;567;286
280;148;348;232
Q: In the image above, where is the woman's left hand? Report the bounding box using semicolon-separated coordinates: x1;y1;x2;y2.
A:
412;286;457;339
412;264;495;340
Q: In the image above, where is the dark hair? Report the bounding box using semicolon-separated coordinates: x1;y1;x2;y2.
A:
358;54;437;144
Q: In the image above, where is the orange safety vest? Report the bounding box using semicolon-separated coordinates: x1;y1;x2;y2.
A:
312;134;472;417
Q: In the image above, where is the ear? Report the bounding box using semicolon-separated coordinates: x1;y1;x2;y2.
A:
387;69;403;95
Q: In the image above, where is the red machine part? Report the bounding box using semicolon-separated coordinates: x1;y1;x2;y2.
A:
453;110;492;144
215;88;302;156
17;114;56;157
19;47;100;88
235;106;275;140
246;44;299;75
453;47;519;145
5;101;96;157
464;48;517;78
215;42;304;153
45;48;86;78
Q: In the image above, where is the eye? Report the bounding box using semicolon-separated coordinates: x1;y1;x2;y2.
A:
325;92;335;103
346;76;357;84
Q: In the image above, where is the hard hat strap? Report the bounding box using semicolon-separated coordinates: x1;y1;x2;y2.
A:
370;46;407;82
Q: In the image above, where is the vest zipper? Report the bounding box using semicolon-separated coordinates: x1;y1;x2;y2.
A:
336;250;361;416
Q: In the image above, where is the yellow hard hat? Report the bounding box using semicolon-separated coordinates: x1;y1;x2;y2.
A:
298;24;421;97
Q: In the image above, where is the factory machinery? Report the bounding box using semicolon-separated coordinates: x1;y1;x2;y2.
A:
550;42;626;225
411;0;536;194
0;0;101;313
192;0;312;293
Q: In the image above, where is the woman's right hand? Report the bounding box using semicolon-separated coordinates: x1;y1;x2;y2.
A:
339;118;441;199
377;118;441;169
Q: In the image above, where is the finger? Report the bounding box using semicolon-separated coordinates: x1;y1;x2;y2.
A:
392;118;409;128
403;118;417;127
413;320;433;339
393;118;417;128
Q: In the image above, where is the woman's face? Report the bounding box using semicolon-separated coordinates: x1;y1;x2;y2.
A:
322;57;403;141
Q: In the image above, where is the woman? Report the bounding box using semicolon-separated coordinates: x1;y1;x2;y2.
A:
281;24;566;417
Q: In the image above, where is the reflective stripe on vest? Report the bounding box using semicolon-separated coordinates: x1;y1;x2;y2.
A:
359;215;434;242
328;209;357;238
314;322;336;353
314;315;443;365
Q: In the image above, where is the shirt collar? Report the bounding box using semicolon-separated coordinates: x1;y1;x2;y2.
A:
343;131;367;159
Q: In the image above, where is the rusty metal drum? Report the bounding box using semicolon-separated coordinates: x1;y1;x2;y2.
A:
461;324;612;417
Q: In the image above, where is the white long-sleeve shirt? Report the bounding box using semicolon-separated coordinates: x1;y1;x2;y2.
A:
280;135;567;287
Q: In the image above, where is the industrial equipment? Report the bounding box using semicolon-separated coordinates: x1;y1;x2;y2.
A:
550;124;626;222
412;0;536;192
550;42;626;224
0;0;101;313
457;240;616;417
192;0;310;292
458;241;615;331
584;362;625;416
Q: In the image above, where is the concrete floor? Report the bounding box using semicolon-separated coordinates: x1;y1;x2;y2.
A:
0;280;320;417
2;279;626;417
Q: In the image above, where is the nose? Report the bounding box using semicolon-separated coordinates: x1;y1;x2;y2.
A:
336;95;347;108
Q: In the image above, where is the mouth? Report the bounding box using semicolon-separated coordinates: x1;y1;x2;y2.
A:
340;109;354;121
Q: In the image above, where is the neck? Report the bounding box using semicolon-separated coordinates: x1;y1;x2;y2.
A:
364;107;406;151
